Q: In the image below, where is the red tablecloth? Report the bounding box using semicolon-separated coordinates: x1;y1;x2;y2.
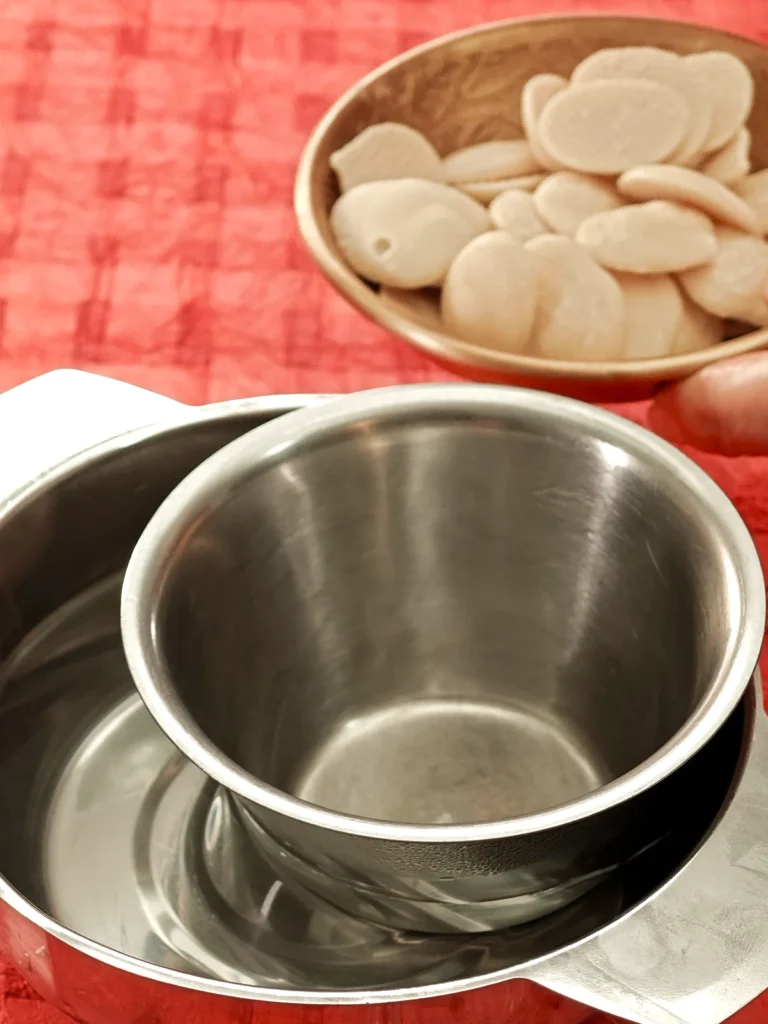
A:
2;0;768;1022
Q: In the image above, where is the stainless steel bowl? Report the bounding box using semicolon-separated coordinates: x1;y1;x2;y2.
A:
3;372;768;1024
121;384;765;933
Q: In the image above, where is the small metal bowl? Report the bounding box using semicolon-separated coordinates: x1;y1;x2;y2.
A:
294;15;768;402
122;383;764;934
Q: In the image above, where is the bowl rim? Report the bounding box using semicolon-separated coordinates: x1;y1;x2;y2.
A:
121;382;766;843
294;12;768;382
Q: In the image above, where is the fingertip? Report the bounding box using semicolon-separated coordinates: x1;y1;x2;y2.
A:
648;353;768;457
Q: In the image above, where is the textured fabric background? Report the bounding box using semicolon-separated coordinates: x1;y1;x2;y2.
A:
2;0;768;1021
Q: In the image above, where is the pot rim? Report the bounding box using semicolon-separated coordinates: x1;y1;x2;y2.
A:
121;383;765;845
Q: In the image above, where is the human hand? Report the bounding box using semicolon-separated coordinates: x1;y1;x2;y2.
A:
648;352;768;456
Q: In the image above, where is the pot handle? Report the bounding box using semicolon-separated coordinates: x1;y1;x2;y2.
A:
0;370;186;496
524;705;768;1024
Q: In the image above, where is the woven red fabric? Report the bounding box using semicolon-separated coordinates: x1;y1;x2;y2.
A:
2;0;768;1021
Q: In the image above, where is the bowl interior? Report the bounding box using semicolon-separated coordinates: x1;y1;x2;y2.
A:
296;16;768;388
149;393;750;827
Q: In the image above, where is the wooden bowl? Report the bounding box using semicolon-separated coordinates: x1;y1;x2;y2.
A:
294;15;768;402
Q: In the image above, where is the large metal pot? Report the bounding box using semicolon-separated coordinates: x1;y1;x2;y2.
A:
0;370;767;1024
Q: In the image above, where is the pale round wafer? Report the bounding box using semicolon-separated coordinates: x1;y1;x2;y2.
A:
735;170;768;235
576;201;716;274
533;171;623;237
489;190;549;243
614;273;683;359
685;51;754;154
538;79;688;175
520;73;567;171
458;174;547;204
330;178;489;288
572;46;711;165
443;140;541;184
330;122;444;192
525;235;624;360
617;164;758;233
700;128;751;186
670;294;725;354
442;232;538;352
678;227;768;325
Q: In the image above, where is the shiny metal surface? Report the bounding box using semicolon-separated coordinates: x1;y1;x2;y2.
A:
0;571;685;990
122;383;765;932
531;713;768;1024
0;549;752;1016
25;578;495;988
0;374;757;1024
3;373;768;1024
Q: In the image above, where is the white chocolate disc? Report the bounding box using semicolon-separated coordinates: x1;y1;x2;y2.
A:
735;170;768;235
617;164;758;233
678;227;768;325
613;273;683;359
670;294;724;355
489;190;549;243
443;140;541;184
572;46;711;165
379;287;443;332
533;171;623;237
576;201;716;274
700;128;751;185
458;174;547;204
521;73;567;170
329;122;444;192
330;178;490;288
525;235;625;361
538;79;688;175
684;51;754;154
441;232;538;353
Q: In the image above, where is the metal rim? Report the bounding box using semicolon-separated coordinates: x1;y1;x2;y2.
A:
122;383;766;844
